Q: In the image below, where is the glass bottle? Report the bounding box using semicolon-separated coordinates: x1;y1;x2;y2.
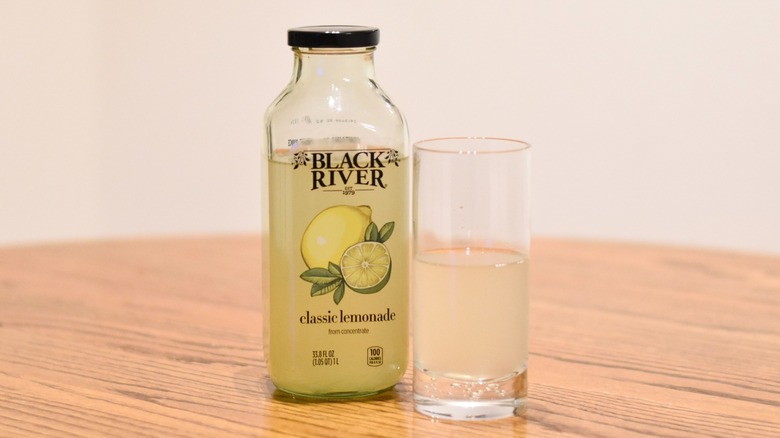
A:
263;26;409;397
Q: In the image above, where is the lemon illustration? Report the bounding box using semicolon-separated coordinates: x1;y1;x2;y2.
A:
301;205;372;268
340;241;392;294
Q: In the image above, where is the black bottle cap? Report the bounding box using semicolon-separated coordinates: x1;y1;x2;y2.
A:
288;26;379;48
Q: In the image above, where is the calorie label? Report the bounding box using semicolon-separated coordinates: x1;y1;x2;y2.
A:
367;346;383;367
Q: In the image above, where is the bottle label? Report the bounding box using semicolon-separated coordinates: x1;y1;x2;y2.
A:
267;140;409;394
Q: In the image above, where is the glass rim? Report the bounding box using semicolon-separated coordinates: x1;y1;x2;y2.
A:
413;137;531;154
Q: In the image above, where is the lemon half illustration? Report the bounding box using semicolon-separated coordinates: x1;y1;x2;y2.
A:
339;241;392;294
301;205;372;268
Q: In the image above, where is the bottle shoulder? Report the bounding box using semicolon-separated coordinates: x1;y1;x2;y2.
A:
264;71;409;160
266;80;405;123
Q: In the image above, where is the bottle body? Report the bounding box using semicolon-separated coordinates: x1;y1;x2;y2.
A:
264;40;409;397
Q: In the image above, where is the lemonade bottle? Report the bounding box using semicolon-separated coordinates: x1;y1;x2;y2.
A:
263;26;409;397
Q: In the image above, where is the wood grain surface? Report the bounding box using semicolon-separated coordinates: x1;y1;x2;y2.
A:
1;237;779;437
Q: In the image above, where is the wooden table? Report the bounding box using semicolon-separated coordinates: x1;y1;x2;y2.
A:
1;237;779;437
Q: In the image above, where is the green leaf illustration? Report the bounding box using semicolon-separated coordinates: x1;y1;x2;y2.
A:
328;261;342;277
377;222;395;243
333;282;346;304
311;279;341;297
365;222;379;242
301;267;340;284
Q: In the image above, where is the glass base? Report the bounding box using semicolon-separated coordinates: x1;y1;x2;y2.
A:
413;367;527;421
272;383;396;400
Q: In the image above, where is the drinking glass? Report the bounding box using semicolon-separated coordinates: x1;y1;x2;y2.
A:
413;137;530;420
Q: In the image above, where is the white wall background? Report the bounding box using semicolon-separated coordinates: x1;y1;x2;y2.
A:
1;0;779;254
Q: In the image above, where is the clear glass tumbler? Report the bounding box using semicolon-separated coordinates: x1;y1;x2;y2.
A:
412;137;531;420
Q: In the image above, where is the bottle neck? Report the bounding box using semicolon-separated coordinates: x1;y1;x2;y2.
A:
291;47;377;84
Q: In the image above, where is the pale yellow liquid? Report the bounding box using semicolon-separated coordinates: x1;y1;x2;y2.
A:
266;150;409;396
413;248;528;380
